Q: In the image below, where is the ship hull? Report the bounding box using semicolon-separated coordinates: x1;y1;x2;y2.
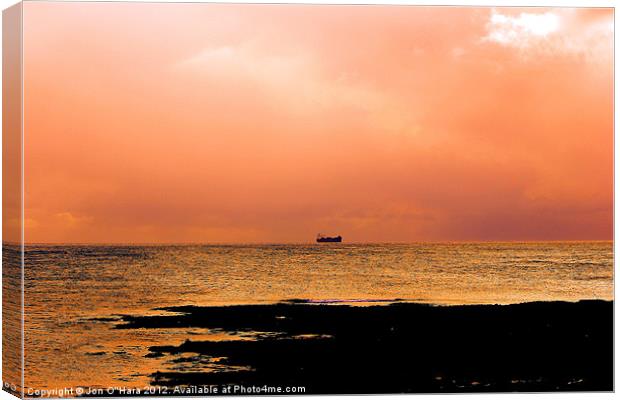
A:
316;237;342;243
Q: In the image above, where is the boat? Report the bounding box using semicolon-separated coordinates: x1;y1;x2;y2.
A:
316;233;342;243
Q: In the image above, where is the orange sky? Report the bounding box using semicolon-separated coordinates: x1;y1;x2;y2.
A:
22;3;613;243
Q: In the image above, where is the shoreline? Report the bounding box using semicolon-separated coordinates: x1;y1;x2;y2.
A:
111;299;613;394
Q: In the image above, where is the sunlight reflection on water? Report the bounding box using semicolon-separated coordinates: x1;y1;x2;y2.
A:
17;242;613;392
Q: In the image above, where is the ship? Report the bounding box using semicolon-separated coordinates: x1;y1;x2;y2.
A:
316;233;342;243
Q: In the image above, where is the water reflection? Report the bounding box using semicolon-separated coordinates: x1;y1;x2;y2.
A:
19;242;613;393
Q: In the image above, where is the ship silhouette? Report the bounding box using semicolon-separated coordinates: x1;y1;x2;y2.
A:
316;233;342;243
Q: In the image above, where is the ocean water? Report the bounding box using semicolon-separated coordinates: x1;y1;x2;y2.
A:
9;242;614;392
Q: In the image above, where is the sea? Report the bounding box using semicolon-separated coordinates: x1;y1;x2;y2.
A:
2;241;613;393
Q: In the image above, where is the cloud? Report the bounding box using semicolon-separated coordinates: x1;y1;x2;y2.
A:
176;43;421;136
484;11;560;48
483;9;613;62
53;212;94;228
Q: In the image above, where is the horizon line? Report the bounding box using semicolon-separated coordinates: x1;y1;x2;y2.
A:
3;239;614;246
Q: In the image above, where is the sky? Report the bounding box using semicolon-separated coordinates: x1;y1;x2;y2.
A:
21;3;613;243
